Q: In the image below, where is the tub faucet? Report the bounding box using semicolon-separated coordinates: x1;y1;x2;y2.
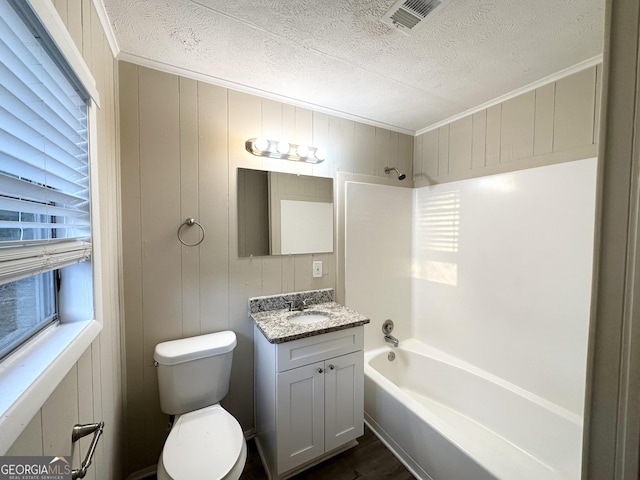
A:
384;334;399;347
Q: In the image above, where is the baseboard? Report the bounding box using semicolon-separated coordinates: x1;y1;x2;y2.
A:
254;438;274;480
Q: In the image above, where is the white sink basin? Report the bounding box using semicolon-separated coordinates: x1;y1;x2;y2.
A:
287;311;330;325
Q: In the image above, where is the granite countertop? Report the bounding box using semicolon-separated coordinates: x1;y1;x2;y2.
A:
251;301;370;344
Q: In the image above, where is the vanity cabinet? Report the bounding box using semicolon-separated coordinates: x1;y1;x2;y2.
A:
254;325;364;479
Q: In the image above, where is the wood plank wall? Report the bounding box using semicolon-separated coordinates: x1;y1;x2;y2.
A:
413;65;602;186
118;62;414;475
6;2;124;480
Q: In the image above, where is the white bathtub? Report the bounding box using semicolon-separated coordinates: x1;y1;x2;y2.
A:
364;339;583;480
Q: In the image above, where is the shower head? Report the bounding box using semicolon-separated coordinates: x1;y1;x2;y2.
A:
385;167;406;181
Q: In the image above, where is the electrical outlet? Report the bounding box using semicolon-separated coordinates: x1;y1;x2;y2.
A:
312;261;323;278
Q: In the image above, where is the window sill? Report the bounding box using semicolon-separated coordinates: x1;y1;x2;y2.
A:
0;319;102;454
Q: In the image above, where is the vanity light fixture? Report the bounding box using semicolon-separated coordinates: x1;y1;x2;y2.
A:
245;138;327;164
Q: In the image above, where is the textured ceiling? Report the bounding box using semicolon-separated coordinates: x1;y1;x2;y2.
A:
103;0;604;134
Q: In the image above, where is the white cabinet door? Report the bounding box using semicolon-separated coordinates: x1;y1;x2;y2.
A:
276;361;325;473
324;351;364;451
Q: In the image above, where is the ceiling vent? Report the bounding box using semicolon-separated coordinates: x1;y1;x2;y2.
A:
381;0;443;34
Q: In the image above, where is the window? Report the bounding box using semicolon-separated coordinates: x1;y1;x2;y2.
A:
0;0;91;359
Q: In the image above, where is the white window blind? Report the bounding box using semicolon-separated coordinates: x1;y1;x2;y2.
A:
0;0;91;286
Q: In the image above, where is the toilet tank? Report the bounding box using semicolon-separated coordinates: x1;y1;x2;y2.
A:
154;331;237;415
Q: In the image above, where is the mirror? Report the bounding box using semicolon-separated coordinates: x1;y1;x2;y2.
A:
237;168;334;257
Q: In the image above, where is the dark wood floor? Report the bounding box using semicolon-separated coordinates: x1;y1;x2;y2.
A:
146;426;414;479
240;426;415;480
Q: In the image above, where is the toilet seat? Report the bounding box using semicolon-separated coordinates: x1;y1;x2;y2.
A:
159;404;246;480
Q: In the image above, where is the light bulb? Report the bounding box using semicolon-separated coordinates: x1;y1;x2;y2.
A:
314;148;327;161
296;145;309;157
277;141;290;155
254;137;269;152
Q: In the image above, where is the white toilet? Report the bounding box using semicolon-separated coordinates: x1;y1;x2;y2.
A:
153;331;247;480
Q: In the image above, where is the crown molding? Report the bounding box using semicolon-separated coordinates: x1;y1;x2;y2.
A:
116;51;416;136
415;54;604;137
91;0;119;57
115;49;602;139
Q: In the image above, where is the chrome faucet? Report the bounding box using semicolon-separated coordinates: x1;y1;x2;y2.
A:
382;319;398;347
384;334;399;347
295;298;310;311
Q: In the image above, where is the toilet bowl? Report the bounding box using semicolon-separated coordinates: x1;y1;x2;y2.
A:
153;331;246;480
157;404;246;480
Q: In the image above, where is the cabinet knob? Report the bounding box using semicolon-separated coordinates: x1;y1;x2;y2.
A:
317;368;324;374
328;364;335;370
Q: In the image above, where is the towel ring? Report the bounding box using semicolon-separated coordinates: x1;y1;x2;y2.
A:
177;218;205;247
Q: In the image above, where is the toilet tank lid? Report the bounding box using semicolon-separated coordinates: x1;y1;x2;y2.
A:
154;331;237;365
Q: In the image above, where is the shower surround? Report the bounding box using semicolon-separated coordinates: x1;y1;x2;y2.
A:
345;157;597;478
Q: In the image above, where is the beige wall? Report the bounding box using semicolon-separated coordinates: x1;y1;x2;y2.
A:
6;2;124;480
413;65;602;186
118;62;413;475
118;61;602;476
